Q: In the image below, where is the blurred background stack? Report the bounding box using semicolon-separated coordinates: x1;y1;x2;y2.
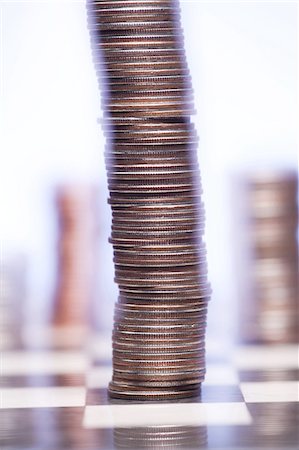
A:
0;254;27;350
52;185;98;329
238;170;298;344
0;184;100;350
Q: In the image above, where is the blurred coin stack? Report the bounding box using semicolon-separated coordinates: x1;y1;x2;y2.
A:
244;171;298;343
0;254;26;349
53;185;97;328
87;0;210;399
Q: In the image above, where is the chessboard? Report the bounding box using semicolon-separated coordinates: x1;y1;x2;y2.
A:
1;328;298;450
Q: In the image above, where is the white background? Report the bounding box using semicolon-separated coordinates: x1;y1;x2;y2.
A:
1;0;298;340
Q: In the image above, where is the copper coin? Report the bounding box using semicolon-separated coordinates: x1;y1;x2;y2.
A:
112;348;206;359
115;266;207;277
111;369;206;382
112;359;205;370
114;311;207;323
111;218;204;228
106;109;196;119
88;1;176;11
105;133;197;142
112;347;205;358
105;127;196;136
108;186;201;194
109;380;202;391
113;247;206;256
114;301;207;310
117;292;211;301
116;284;209;294
100;60;188;73
111;207;203;217
112;347;206;355
112;340;207;352
89;19;180;29
112;332;207;344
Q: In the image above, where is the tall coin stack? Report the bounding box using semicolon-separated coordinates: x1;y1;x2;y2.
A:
87;0;211;399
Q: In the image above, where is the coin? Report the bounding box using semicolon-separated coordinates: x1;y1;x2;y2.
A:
112;343;205;354
117;294;211;304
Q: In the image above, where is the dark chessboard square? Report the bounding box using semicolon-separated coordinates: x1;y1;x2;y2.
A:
241;402;299;447
93;358;113;367
207;422;299;449
86;388;109;406
0;407;109;450
238;368;299;383
247;401;299;427
200;385;244;403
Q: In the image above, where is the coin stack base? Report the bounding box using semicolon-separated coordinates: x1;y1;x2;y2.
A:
87;0;210;400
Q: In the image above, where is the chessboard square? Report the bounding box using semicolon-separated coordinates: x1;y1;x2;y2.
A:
238;368;299;382
204;364;239;385
234;345;299;370
205;337;232;364
1;373;85;388
22;324;89;350
86;366;112;389
86;388;108;406
240;381;299;403
83;402;252;428
201;385;244;402
245;402;299;447
1;407;102;450
2;351;87;376
2;386;86;409
89;334;112;360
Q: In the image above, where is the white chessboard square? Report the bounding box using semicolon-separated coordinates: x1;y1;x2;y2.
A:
83;402;252;428
2;351;87;376
204;364;239;385
88;334;112;360
240;381;299;403
1;386;86;409
233;345;299;370
86;366;113;389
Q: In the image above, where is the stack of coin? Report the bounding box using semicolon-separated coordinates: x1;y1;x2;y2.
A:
53;185;97;327
113;426;207;448
0;254;26;350
87;0;210;399
242;170;298;343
